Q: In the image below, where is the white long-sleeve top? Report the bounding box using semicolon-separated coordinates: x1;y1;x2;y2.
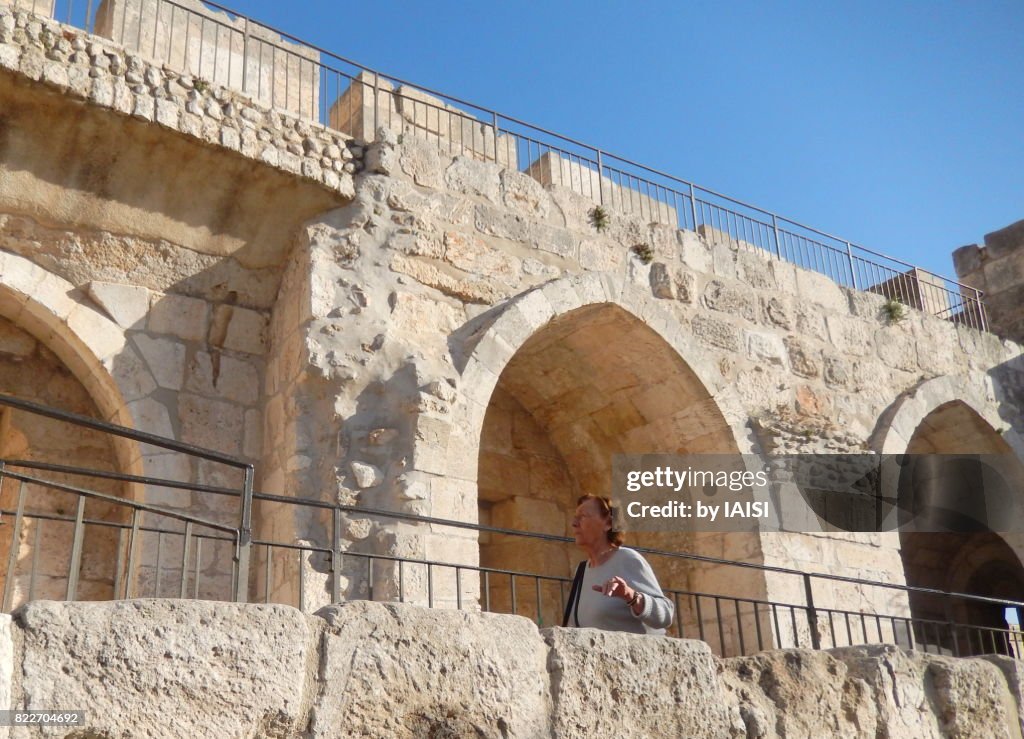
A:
572;547;674;635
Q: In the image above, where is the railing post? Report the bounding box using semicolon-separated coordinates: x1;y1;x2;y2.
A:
491;111;499;164
977;288;988;332
803;573;821;650
846;241;858;289
596;149;605;206
233;465;253;603
771;214;782;258
373;72;380;139
689;183;699;232
241;17;250;94
331;506;342;603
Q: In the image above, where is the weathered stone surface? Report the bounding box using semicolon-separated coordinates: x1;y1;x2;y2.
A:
17;600;315;738
0;614;10;732
86;280;150;328
703;279;757;321
784;335;821;378
311;602;550;739
544;628;735;738
350;460;383;488
692;314;740;351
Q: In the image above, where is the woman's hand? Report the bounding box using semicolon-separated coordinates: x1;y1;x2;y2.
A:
593;576;634;602
593;576;645;615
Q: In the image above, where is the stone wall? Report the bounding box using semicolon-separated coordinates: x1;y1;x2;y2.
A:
0;599;1022;738
95;0;322;120
1;0;1024;663
274;122;1024;650
954;219;1024;344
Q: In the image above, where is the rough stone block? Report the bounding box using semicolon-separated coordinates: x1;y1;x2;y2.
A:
133;333;186;390
148;293;209;342
544;629;733;738
86;280;150;329
702;279;757;322
692;314;740;352
445;156;501;203
311;602;550;739
984;218;1024;260
16;600;314;738
221;306;268;355
178;393;244;455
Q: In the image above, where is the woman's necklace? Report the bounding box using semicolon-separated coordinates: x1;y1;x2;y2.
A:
590;546;617;566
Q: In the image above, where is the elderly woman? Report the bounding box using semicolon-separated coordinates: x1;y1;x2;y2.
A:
562;494;674;635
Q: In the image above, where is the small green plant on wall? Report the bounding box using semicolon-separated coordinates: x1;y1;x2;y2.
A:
631;244;653;264
881;298;907;324
589;206;609;232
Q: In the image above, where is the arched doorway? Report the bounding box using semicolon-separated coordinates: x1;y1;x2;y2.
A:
473;294;767;651
0;315;127;607
898;400;1024;655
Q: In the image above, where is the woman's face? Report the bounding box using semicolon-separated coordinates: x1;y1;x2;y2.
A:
571;498;611;548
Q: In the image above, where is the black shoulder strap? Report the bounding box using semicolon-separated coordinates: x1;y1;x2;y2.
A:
562;560;587;627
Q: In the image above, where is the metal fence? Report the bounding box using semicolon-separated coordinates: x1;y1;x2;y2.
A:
13;0;988;332
0;394;1021;659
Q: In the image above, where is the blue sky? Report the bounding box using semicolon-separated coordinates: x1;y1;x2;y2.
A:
237;0;1022;282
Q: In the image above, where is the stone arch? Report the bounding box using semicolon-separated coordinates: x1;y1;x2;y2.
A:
0;253;152;606
439;272;767;649
874;376;1024;655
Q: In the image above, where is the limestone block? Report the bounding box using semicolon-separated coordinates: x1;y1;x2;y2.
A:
221;306;268;355
692;314;740;352
500;168;554;221
178;393;244;455
445;156;501;203
544;629;733;739
133;333;186;390
399;136;444;187
796;267;848;313
736;250;777;290
760;295;792;329
127;395;174;438
390;254;506;304
311;602;549;739
784;336;821;378
185;351;259;405
579;238;625;272
702;279;757;322
17;600;314;738
874;327;918;372
86;280;150;329
745;330;787;367
350;460;383;488
65;303;126;361
826;314;874;357
105;342;157;401
148;293;209;342
443;231;520;283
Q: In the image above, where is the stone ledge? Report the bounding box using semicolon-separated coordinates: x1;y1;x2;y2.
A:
1;599;1021;738
0;5;359;199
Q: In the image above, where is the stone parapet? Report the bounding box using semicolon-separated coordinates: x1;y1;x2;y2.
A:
1;599;1022;738
954;219;1024;343
0;3;359;197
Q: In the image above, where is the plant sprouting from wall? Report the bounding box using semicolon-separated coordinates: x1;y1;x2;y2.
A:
881;298;907;325
589;206;609;233
631;244;653;265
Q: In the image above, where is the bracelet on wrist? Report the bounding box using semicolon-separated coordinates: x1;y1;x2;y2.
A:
627;592;640;606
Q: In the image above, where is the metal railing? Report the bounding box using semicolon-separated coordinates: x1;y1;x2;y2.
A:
11;0;988;332
0;394;1021;659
